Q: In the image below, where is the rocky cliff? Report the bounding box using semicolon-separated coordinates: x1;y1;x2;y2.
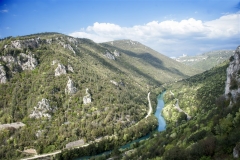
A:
225;46;240;105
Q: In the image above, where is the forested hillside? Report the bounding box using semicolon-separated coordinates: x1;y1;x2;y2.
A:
120;47;240;160
0;33;197;159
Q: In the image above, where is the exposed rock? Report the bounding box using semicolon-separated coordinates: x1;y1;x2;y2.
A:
10;38;40;49
67;37;77;44
17;53;38;70
67;64;74;73
11;40;21;49
225;46;240;104
1;53;38;71
233;142;240;158
113;50;120;57
51;60;58;65
55;63;67;76
0;122;25;130
0;65;7;83
110;80;118;86
104;51;115;60
83;88;92;104
65;77;77;95
46;39;52;44
29;99;56;119
1;55;17;64
59;41;76;54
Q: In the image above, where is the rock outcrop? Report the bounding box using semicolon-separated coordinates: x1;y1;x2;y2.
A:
110;80;118;86
10;38;40;49
83;88;92;104
55;63;67;76
1;52;38;72
104;51;115;60
59;41;76;54
113;50;120;57
0;65;7;83
67;64;74;73
17;53;38;70
233;142;240;158
65;77;77;95
225;46;240;104
29;99;56;119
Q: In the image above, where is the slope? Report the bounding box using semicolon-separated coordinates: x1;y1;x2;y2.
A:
175;50;234;71
0;33;196;159
101;40;200;84
121;46;240;160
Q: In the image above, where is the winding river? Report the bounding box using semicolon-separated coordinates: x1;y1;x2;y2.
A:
155;92;166;131
76;92;166;159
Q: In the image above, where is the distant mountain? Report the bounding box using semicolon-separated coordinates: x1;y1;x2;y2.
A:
0;33;198;159
174;50;234;71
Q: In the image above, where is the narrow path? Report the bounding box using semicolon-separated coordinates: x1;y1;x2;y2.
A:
21;150;61;160
145;92;152;118
174;99;191;120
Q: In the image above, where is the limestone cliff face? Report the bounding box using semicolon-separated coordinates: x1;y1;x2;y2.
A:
29;99;56;119
0;65;7;83
55;63;67;76
10;38;40;49
225;46;240;104
83;88;92;104
17;53;38;70
1;52;38;75
65;77;77;95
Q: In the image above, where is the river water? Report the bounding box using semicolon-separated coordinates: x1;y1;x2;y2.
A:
154;92;166;131
76;92;166;159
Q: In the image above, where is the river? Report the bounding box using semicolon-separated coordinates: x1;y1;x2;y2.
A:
75;92;166;159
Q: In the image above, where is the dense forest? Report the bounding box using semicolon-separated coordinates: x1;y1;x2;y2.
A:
0;33;197;159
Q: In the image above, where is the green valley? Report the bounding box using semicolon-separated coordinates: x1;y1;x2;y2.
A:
0;33;198;159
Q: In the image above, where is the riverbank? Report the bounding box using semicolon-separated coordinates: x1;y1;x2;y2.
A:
21;92;156;160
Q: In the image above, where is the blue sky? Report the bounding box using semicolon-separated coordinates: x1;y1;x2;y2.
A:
0;0;239;57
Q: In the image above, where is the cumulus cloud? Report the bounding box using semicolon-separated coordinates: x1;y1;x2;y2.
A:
69;13;240;57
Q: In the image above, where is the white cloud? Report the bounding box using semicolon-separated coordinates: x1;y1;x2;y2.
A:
69;13;240;57
0;9;8;13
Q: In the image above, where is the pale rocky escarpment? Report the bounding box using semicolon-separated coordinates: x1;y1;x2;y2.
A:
65;77;77;95
225;46;240;104
113;50;120;57
104;51;115;60
1;53;38;71
10;38;40;49
233;142;240;158
0;65;7;83
29;99;56;119
59;41;76;54
54;61;74;76
83;88;92;104
17;53;38;70
67;64;74;73
55;63;67;76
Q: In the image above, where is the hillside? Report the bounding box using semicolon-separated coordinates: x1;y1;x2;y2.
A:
102;40;200;83
0;33;197;159
174;50;234;71
120;46;240;160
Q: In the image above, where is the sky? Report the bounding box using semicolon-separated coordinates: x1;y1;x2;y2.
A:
0;0;239;57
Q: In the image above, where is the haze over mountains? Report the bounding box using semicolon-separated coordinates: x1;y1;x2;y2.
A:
174;50;235;71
